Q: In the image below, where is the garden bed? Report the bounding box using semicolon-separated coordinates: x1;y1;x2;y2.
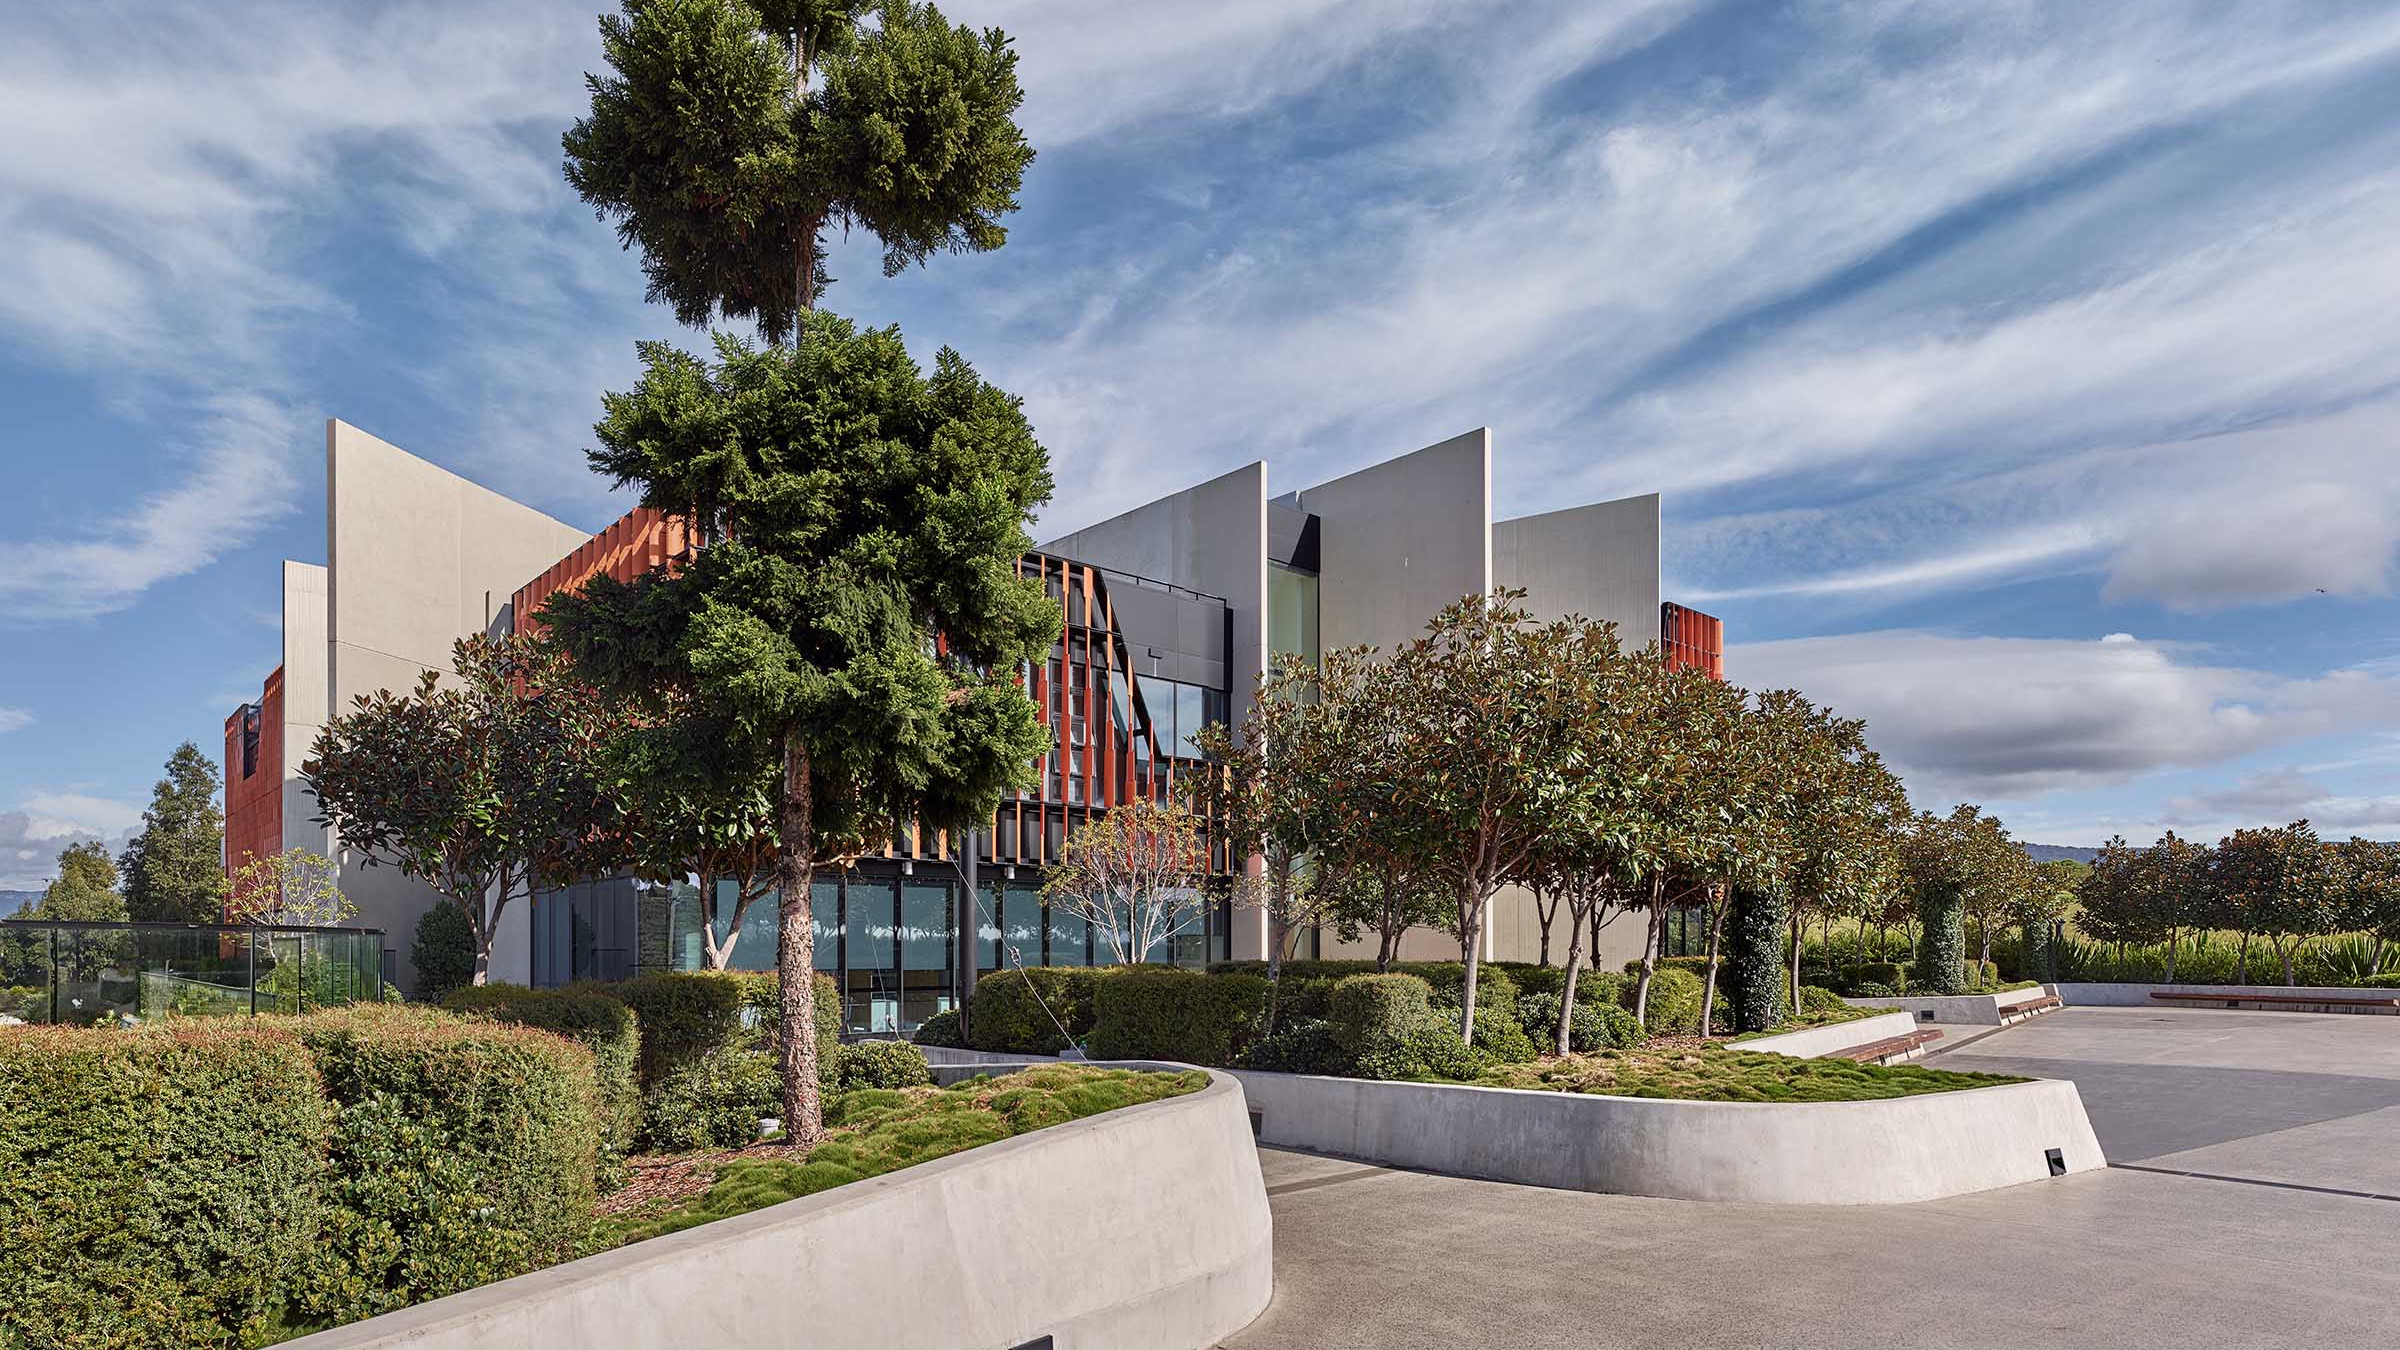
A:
1471;1045;2023;1101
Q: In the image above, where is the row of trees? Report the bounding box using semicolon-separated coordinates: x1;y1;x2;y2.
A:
2079;824;2400;984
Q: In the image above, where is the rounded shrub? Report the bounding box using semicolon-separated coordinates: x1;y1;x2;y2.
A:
1840;961;1907;995
637;1046;782;1152
605;971;744;1084
442;983;640;1183
1797;984;1848;1015
825;1040;934;1092
966;968;1098;1055
1463;1002;1538;1063
0;1024;330;1349
409;902;477;1002
1916;888;1968;995
1404;962;1519;1023
1850;981;1898;998
291;1004;601;1325
1087;968;1267;1065
1623;965;1704;1035
1352;1016;1485;1082
912;1006;964;1047
1516;990;1642;1054
1241;1017;1350;1075
1328;973;1433;1054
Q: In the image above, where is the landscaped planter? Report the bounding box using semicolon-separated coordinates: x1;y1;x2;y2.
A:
2052;982;2400;1013
1732;1010;1920;1058
282;1064;1272;1350
1223;1065;2105;1205
1843;985;2056;1025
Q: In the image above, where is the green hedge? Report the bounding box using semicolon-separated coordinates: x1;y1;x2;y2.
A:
0;1024;331;1349
1464;1001;1537;1063
1414;963;1520;1023
442;983;640;1179
1352;1015;1486;1081
410;903;477;1002
292;1005;600;1325
2363;973;2400;989
1797;985;1847;1015
602;970;837;1150
606;972;744;1085
1917;887;1968;995
1729;889;1788;1032
1840;961;1907;995
824;1040;934;1092
1241;1017;1349;1075
1624;964;1704;1035
637;1047;780;1152
1329;974;1433;1054
1088;967;1269;1065
912;1007;964;1047
1517;990;1645;1053
966;968;1100;1055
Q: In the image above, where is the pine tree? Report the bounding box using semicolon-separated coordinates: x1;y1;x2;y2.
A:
553;0;1047;1145
119;742;227;923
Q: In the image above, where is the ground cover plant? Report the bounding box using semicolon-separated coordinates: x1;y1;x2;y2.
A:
598;1065;1204;1245
1476;1045;2024;1102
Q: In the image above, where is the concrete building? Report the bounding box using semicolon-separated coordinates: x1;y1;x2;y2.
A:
225;419;1720;1006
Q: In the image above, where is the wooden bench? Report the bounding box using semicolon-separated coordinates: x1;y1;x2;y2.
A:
2150;991;2400;1014
1829;1029;1944;1065
2000;994;2063;1018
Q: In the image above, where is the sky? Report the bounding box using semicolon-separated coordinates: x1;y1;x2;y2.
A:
4;0;2400;889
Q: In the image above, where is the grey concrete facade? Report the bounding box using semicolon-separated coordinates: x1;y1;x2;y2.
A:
1494;491;1663;648
281;1065;1274;1350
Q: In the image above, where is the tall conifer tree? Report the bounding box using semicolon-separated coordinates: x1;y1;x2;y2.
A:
120;742;227;923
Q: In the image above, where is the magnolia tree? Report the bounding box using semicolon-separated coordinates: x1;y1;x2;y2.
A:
2017;858;2083;982
2213;821;2340;986
225;848;355;928
603;699;784;970
1041;801;1211;965
2335;836;2400;972
1899;805;1999;996
306;636;623;987
1309;647;1446;970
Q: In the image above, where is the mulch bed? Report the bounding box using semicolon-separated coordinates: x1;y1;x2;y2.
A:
599;1138;814;1219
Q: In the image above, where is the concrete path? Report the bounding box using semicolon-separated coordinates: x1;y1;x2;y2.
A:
1222;1007;2400;1350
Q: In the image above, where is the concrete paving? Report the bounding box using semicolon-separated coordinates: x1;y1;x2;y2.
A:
1221;1007;2400;1350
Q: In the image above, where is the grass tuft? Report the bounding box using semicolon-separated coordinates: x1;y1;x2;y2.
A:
1473;1045;2022;1102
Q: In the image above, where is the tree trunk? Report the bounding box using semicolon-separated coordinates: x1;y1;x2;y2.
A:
775;733;823;1146
1533;885;1557;967
1699;883;1729;1036
1633;878;1664;1025
2164;927;2178;983
1456;880;1482;1043
2235;931;2251;985
1263;854;1291;1039
1556;887;1588;1057
2280;940;2295;987
1788;911;1804;1010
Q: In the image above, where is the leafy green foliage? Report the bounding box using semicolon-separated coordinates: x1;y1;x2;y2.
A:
442;984;642;1184
410;902;477;1002
1351;1015;1489;1082
636;1047;782;1152
604;1066;1200;1246
1623;963;1702;1035
1517;991;1645;1053
27;841;126;922
290;1005;601;1326
1240;1017;1350;1075
608;971;746;1085
0;1024;329;1349
118;742;227;923
2214;821;2343;984
1328;973;1433;1054
824;1039;933;1090
1088;967;1267;1065
1728;887;1788;1032
564;0;1033;342
910;1006;964;1047
964;968;1098;1055
1477;1045;2027;1102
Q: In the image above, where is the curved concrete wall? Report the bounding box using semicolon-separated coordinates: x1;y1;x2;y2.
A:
2054;981;2398;1011
1733;1010;1920;1058
1226;1067;2104;1205
285;1067;1272;1350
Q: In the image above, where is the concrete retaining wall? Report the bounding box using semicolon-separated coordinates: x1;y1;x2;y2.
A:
1732;1010;1920;1058
285;1066;1272;1350
1224;1067;2104;1205
2054;981;2399;1012
1845;986;2055;1025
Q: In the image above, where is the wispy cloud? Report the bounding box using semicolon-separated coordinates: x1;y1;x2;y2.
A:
0;708;31;734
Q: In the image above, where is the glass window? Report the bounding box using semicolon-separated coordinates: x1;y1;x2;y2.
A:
1176;682;1204;759
1047;906;1088;967
972;879;1003;974
1268;562;1320;670
1002;882;1043;971
845;877;898;1035
901;881;951;972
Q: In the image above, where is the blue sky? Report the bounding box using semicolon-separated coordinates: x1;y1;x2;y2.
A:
5;0;2400;888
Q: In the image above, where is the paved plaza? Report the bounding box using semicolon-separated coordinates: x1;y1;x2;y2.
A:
1222;1008;2400;1350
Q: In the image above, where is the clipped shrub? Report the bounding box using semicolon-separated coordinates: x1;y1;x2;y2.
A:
1967;959;2000;992
825;1040;934;1092
1502;963;1567;1000
1517;990;1644;1053
292;1004;600;1325
721;970;840;1067
1406;962;1520;1023
1;1024;330;1349
1623;964;1704;1035
1797;984;1848;1015
1840;961;1907;995
410;902;477;1001
1463;1001;1538;1063
638;1046;781;1152
1270;974;1342;1023
1241;1017;1350;1075
1850;981;1898;998
1088;968;1268;1065
442;983;640;1182
912;1006;964;1047
1328;973;1433;1053
1352;1016;1485;1082
966;968;1098;1055
1572;969;1626;1007
607;971;744;1085
2362;973;2400;989
1917;888;1968;995
1729;888;1788;1032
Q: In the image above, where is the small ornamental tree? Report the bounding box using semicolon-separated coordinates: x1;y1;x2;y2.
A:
119;742;227;923
2335;836;2400;973
1310;646;1445;971
1377;591;1613;1040
1900;806;1990;996
604;704;784;970
2213;821;2341;986
2075;835;2149;969
1041;801;1211;965
225;848;355;928
1782;723;1906;1010
2018;858;2083;982
2136;831;2211;982
305;635;624;989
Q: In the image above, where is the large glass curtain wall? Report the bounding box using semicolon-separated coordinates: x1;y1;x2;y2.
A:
0;922;386;1024
640;870;1233;1035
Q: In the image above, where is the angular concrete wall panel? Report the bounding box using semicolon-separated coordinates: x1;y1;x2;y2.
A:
1495;492;1662;650
1285;428;1491;655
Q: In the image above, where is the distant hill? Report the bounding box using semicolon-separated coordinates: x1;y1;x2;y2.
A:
0;890;41;918
2021;843;2100;865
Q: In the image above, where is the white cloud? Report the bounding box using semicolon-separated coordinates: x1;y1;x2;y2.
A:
0;708;30;734
2160;770;2400;839
0;794;141;890
1732;630;2400;802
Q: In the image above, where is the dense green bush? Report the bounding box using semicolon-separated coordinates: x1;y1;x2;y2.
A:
1088;967;1268;1065
1352;1015;1486;1081
1408;962;1519;1023
292;1004;600;1325
637;1047;781;1152
607;972;744;1085
1329;973;1433;1053
911;1007;964;1047
1;1024;331;1349
1517;990;1645;1053
1917;888;1968;995
2360;973;2400;989
966;968;1099;1054
443;983;640;1182
1459;1001;1537;1063
1840;961;1907;994
1797;984;1847;1015
1851;981;1898;998
410;903;477;1002
1270;974;1342;1022
824;1040;934;1091
1729;889;1788;1032
1241;1017;1350;1075
1622;964;1704;1035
